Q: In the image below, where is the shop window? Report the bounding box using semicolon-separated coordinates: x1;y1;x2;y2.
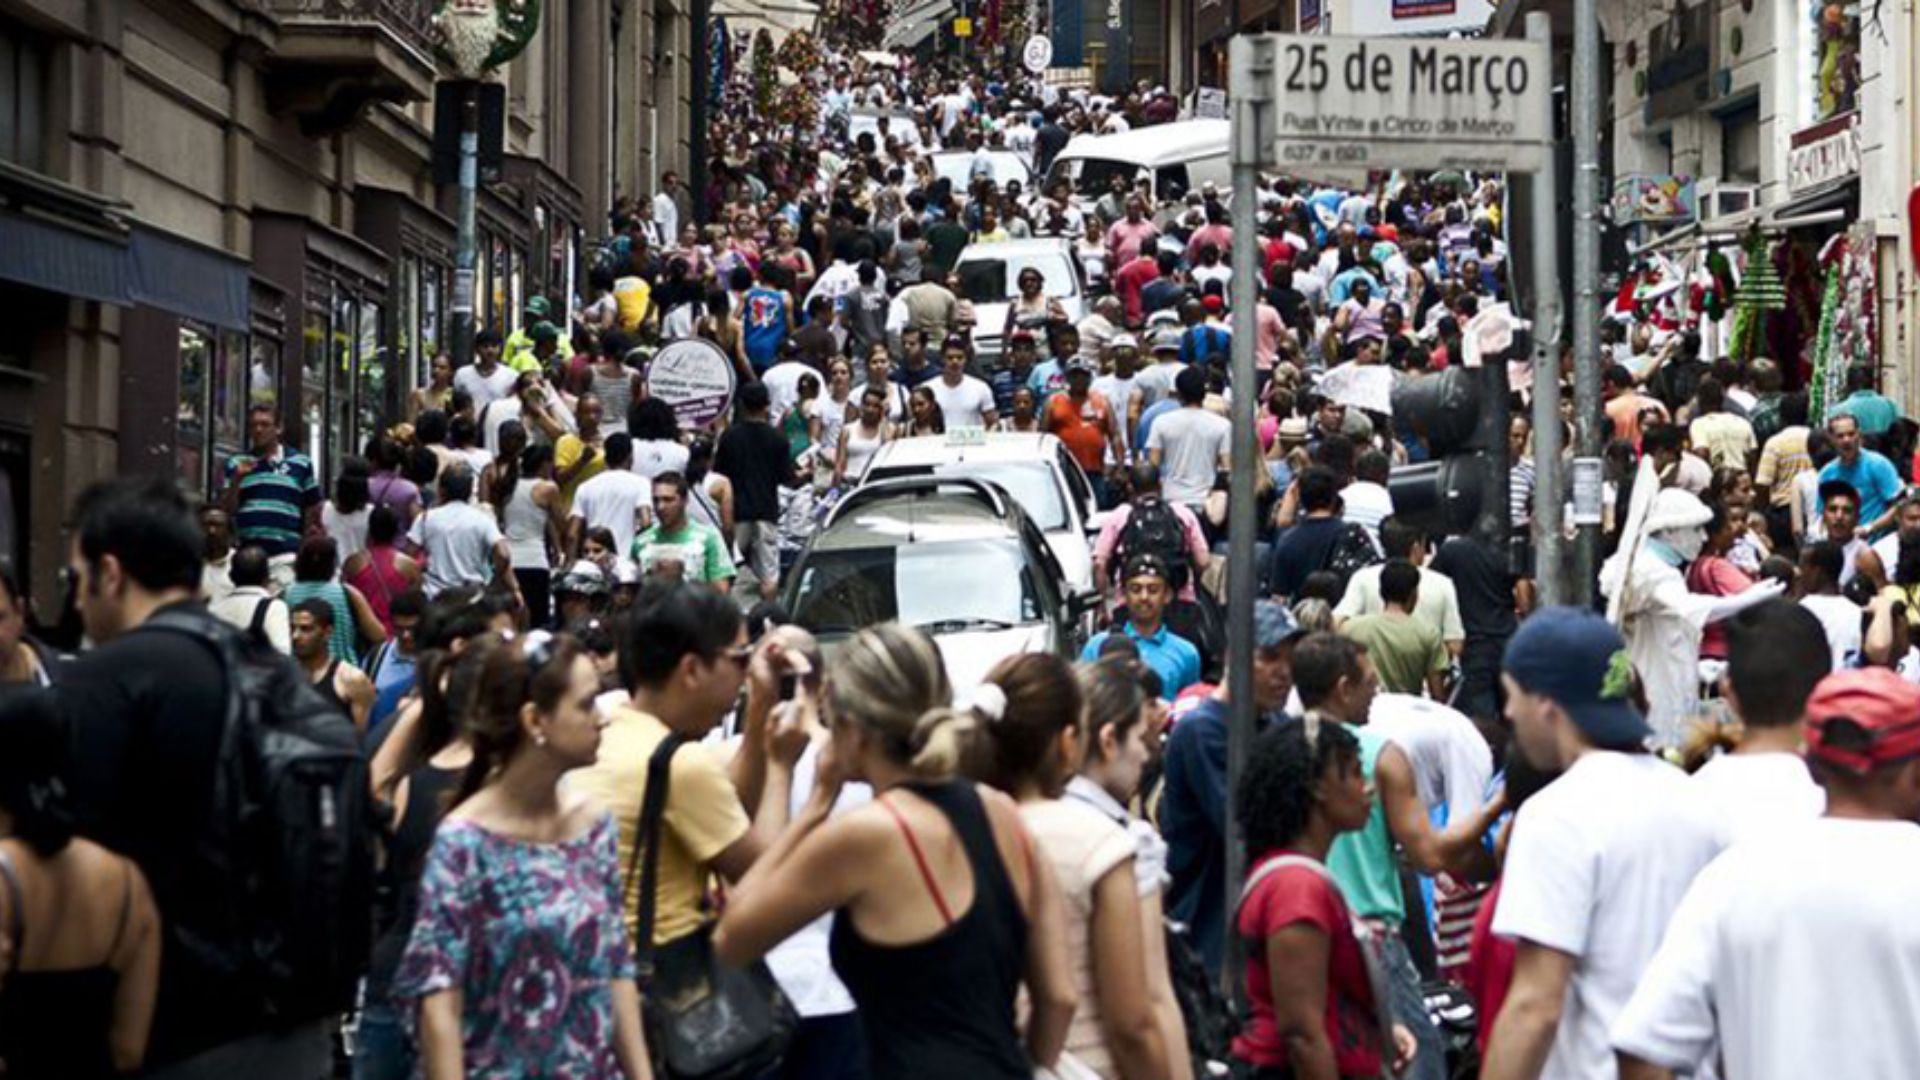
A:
330;288;356;472
421;265;443;367
213;327;248;473
177;323;211;491
0;19;47;172
250;333;280;408
302;299;328;467
356;296;389;446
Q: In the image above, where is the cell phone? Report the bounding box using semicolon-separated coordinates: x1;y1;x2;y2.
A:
778;673;799;702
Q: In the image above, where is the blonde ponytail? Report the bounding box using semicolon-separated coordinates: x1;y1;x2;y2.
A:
908;706;981;779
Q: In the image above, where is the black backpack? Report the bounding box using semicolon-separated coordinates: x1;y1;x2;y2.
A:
1320;522;1385;598
1164;918;1234;1076
145;609;375;1024
1117;495;1192;592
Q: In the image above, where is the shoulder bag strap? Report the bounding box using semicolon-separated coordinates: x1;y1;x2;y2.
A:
625;733;690;982
248;597;272;638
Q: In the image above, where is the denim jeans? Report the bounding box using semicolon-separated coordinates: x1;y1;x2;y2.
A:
1378;931;1445;1080
350;1001;411;1080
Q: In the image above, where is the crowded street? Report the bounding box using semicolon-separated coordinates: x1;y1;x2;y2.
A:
1;0;1918;1078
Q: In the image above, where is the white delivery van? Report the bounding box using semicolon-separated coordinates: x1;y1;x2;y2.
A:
1044;119;1231;204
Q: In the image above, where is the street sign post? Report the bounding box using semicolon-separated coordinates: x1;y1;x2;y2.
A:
1259;35;1550;174
1022;34;1052;73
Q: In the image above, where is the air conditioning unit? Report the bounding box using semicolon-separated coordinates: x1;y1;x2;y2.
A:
1697;180;1758;221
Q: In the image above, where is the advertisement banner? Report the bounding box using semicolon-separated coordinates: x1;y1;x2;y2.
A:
647;339;737;430
1051;0;1084;67
1611;175;1698;225
1346;0;1495;36
1299;0;1321;31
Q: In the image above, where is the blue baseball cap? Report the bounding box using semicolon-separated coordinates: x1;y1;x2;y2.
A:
1253;600;1307;649
1502;607;1649;745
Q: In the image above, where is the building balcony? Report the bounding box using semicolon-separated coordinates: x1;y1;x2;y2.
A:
264;0;440;137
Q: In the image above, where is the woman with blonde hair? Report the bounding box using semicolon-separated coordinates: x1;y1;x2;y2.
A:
715;622;1077;1080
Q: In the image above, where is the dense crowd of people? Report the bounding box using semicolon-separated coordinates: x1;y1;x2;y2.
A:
0;30;1917;1080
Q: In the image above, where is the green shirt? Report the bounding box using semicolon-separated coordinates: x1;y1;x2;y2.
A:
1342;612;1447;696
1326;723;1404;924
632;519;734;584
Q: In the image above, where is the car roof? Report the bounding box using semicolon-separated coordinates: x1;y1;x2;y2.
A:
1054;119;1230;167
866;432;1065;468
811;490;1022;551
954;237;1077;261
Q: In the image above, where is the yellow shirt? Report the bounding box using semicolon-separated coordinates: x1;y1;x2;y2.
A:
570;706;750;945
554;433;606;512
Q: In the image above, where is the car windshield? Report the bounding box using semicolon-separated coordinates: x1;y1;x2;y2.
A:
790;538;1043;633
1063;157;1143;197
867;461;1069;531
932;152;1030;191
953;252;1075;304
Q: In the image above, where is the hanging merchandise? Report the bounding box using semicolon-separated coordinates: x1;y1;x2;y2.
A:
1809;267;1844;422
1808;224;1879;422
751;30;778;117
1727;229;1786;365
709;19;731;111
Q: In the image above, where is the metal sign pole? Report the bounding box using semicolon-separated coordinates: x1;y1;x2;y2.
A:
1223;31;1272;1005
1526;12;1563;605
1569;0;1603;606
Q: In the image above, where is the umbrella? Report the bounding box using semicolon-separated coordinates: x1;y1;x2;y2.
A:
1314;362;1396;416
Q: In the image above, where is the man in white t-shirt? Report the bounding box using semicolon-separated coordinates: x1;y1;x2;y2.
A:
1335;516;1465;658
1145;366;1229;511
927;336;997;430
451;330;518;411
1612;668;1920;1080
1692;599;1830;847
760;344;819;427
1797;539;1866;672
1483;607;1721;1080
405;464;515;597
568;432;654;559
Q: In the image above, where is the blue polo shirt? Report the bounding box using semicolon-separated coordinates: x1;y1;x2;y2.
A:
1821;450;1904;532
1080;620;1201;699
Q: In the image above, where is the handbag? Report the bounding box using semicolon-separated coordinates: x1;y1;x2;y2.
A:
626;734;797;1080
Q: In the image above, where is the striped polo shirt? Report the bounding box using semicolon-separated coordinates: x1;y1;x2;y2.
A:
224;448;321;557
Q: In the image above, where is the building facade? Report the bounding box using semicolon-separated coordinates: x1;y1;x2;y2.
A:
0;0;698;608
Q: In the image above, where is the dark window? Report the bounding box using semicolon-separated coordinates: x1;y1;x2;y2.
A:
0;19;47;171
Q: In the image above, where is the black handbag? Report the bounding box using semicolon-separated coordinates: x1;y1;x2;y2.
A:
626;734;797;1080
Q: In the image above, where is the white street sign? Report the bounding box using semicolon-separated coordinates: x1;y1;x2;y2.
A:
1022;35;1053;74
1263;35;1550;174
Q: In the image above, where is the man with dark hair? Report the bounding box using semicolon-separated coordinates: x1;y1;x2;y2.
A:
1753;390;1812;550
58;476;333;1074
1826;363;1899;438
568;431;654;561
1343;447;1395;540
289;597;373;733
454;328;518;409
1145;365;1229;512
715;382;799;601
572;583;801;946
1079;553;1201;700
364;587;426;731
632;471;735;590
1686;377;1755;470
1603;363;1667;447
1641;422;1711;495
1797;539;1869;671
1335;516;1464;658
408;463;515;598
1341;559;1448;699
1485;608;1719;1080
1294;630;1500;1080
1266;465;1348;600
221;405;322;589
207;544;290;653
1613;669;1920;1080
1819;412;1903;538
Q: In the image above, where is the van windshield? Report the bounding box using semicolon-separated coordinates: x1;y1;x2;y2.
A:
1066;158;1144;198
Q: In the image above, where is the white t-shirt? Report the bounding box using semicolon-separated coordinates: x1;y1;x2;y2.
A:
1130;361;1186;412
1146;406;1231;507
1365;694;1492;825
632;438;691;481
762;361;819;425
569;468;654;556
1689;751;1825;850
928;375;996;429
1799;593;1863;671
1492;751;1721;1080
1611;817;1920;1080
407;499;503;596
452;362;519;411
1341;480;1394;540
1335;564;1465;644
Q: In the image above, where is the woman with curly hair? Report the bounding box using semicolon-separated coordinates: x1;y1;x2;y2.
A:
1232;719;1416;1080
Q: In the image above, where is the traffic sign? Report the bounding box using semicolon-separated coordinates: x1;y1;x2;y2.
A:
1262;34;1550;173
646;339;736;429
1022;35;1053;73
953;16;972;36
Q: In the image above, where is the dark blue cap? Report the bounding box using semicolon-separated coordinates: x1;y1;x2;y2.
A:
1502;606;1649;745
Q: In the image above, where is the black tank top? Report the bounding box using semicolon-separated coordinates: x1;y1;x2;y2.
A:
0;847;132;1079
312;659;347;715
366;762;460;1000
828;780;1031;1080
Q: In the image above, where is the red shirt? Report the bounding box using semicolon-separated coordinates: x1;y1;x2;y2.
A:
1045;390;1112;473
1233;853;1384;1077
1465;878;1516;1055
1113;255;1160;327
1686;554;1753;659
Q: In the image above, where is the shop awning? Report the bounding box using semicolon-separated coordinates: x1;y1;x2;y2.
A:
883;0;954;50
0;206;136;307
1766;179;1857;228
130;226;251;330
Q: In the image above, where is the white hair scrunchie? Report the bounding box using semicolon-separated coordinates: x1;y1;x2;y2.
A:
960;683;1009;724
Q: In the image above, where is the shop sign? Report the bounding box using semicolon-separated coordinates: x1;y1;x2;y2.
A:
1788;111;1860;197
1612;174;1698;224
647;339;736;429
1345;0;1496;36
1262;34;1550;173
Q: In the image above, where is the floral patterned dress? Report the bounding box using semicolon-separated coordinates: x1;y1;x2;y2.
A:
395;813;636;1078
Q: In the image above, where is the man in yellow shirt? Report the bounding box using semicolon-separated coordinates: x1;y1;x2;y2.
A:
570;583;801;944
554;393;608;513
506;296;574;372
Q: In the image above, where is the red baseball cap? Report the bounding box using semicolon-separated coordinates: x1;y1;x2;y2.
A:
1804;669;1920;775
1201;294;1225;313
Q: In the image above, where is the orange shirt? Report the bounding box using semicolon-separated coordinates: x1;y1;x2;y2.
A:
1047;390;1113;472
1605;392;1667;448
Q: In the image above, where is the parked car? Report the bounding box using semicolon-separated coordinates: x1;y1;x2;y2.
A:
859;432;1097;594
929;149;1033;196
951;237;1087;364
782;476;1096;691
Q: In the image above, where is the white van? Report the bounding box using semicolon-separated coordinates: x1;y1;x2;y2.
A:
1043;119;1230;204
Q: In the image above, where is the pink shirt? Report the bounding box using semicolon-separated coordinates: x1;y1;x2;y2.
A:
1093;500;1211;605
1106;219;1160;267
1255;302;1286;370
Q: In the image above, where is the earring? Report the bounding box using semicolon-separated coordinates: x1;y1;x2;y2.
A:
536;732;549;747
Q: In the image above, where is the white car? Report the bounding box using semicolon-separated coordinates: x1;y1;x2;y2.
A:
859;431;1097;595
930;150;1033;196
951;237;1088;364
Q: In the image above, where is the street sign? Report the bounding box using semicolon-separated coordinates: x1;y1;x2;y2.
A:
1261;34;1550;173
1022;35;1053;73
953;16;972;36
646;339;737;429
